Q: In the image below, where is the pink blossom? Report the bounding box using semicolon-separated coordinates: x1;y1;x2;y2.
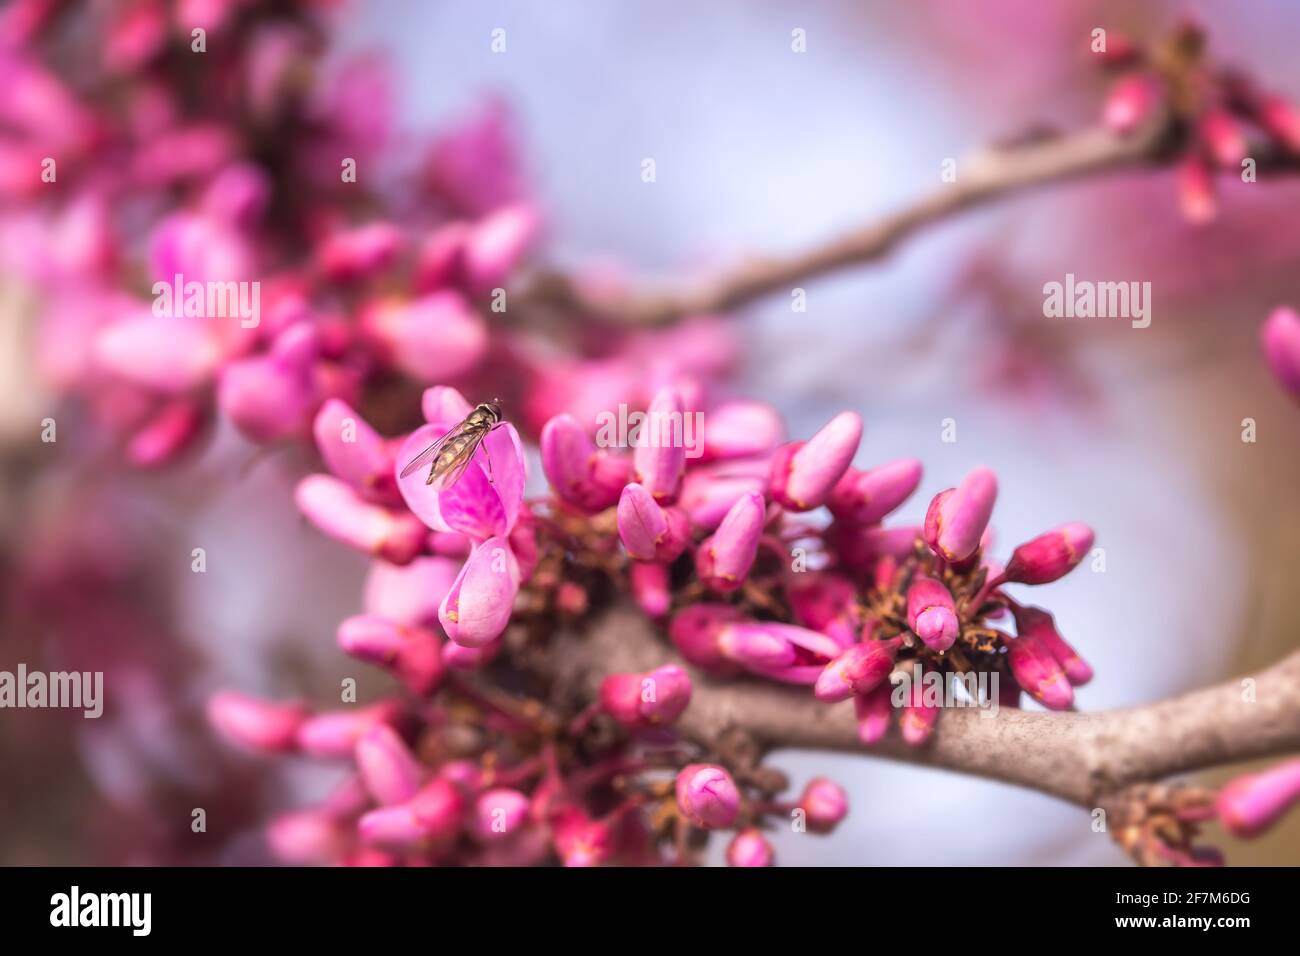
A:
599;664;692;729
923;467;998;563
906;576;960;652
1261;306;1300;398
616;482;690;562
675;764;740;829
540;413;629;513
1216;759;1300;838
800;778;848;833
355;724;423;806
207;692;308;753
1002;523;1094;585
295;474;427;565
768;411;863;511
814;638;902;702
726;829;775;867
695;490;765;592
337;615;445;696
439;536;521;647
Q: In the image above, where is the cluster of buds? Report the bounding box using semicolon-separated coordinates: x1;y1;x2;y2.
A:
1096;19;1300;223
208;375;1105;864
1107;758;1300;865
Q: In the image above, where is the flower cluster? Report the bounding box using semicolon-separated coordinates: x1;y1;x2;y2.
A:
1097;19;1300;223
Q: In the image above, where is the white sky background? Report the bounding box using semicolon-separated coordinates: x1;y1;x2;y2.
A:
177;0;1300;865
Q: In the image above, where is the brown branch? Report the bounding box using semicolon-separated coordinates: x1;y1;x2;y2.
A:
556;603;1300;808
521;118;1180;327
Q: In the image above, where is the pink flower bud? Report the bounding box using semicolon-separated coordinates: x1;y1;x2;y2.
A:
318;222;404;281
828;458;923;526
313;399;398;503
362;556;459;628
550;807;615;867
296;701;403;759
1261;305;1300;398
854;684;894;744
362;291;487;383
834;523;920;572
474;787;531;841
1006;632;1074;711
718;621;844;684
1003;522;1094;585
906;575;960;652
676;763;740;829
617;482;690;562
126;400;206;468
94;316;221;393
787;572;857;632
679;465;768;531
633;386;687;502
1011;605;1092;686
359;777;464;851
923;467;997;563
464;203;540;292
295;474;426;565
540;413;628;512
695;491;765;592
337;615;445;696
600;664;693;729
440;536;521;647
629;560;671;618
1102;73;1160;133
1216;759;1300;838
769;411;863;511
207;691;308;753
669;604;746;674
800;778;848;833
814;638;902;702
899;695;940;747
1177;154;1216;225
1258;95;1300;152
726;828;775;867
266;809;346;864
1199;108;1247;167
355;724;423;806
703;401;784;460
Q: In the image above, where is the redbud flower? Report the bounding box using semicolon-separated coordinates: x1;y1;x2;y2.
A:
295;474;426;565
702;400;784;460
800;778;848;833
421;384;472;425
550;807;615;867
679;465;767;531
695;490;765;592
207;691;308;753
814;638;902;702
337;615;445;695
675;764;740;829
1261;305;1300;398
1002;522;1094;585
629;561;671;618
1011;605;1092;686
126;400;206;468
439;536;521;647
94;315;221;393
266;808;347;865
599;664;692;729
1102;73;1160;133
616;482;690;562
295;701;403;759
463;203;540;293
907;575;960;652
923;467;997;563
633;385;687;502
786;572;858;633
717;621;843;684
318;221;404;281
359;778;464;851
768;411;862;511
1005;631;1074;711
362;556;459;628
355;724;423;806
474;788;531;842
1199;108;1247;167
899;695;940;747
854;684;893;744
1257;95;1300;152
726;828;775;867
834;523;921;572
396;414;526;542
219;323;325;443
1177;154;1216;225
313;399;398;504
540;413;628;512
828;458;923;526
362;291;487;384
1216;758;1300;838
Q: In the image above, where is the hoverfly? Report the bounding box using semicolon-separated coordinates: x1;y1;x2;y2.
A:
399;400;505;490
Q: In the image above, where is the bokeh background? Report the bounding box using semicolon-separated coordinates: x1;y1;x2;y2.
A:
2;0;1299;864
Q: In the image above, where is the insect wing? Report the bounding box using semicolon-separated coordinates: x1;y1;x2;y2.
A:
425;429;488;491
399;430;455;479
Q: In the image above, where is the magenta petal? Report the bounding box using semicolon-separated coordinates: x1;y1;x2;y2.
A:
313;399;397;502
617;482;668;560
396;421;525;541
439;536;521;647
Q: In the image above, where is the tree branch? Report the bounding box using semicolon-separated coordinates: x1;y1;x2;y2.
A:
556;603;1300;808
523;118;1178;327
